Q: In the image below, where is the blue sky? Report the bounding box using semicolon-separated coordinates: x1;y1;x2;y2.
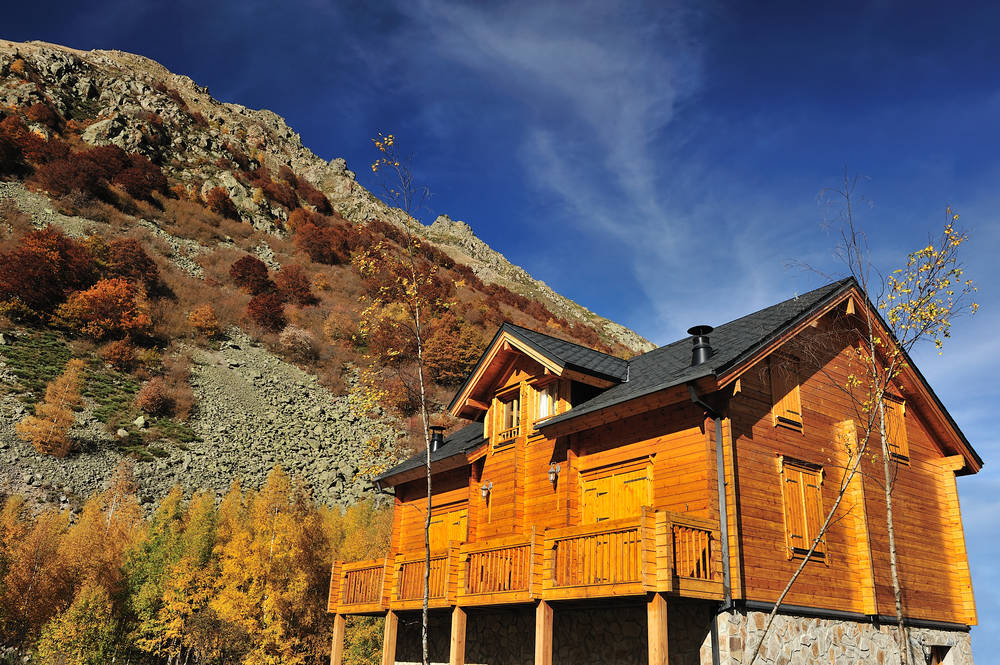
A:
6;0;999;654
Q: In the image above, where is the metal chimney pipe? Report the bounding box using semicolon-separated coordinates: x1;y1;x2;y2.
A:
687;325;714;366
429;426;445;452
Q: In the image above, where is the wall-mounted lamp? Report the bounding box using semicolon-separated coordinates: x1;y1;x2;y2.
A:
548;464;561;485
480;481;493;499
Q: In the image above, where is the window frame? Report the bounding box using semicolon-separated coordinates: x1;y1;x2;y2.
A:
778;456;826;560
492;385;521;447
529;378;559;430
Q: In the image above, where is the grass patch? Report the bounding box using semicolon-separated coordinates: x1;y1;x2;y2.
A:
83;362;140;429
0;330;72;402
151;417;201;444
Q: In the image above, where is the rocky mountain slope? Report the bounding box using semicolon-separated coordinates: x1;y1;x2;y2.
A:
0;38;652;510
0;39;650;352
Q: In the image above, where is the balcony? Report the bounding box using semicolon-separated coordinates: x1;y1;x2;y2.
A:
328;509;722;614
457;532;541;606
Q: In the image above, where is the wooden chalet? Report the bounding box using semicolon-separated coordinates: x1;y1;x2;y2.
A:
328;278;980;665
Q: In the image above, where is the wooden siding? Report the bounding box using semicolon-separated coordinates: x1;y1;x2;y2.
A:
729;322;977;624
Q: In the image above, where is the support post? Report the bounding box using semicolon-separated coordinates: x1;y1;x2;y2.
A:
647;592;668;665
382;610;398;665
450;606;467;665
330;613;346;665
535;600;553;665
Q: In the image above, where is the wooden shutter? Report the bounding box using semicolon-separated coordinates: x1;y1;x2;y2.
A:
781;466;806;551
771;355;803;431
429;505;468;550
801;468;825;554
617;468;650;519
780;459;825;556
883;397;908;459
581;463;650;523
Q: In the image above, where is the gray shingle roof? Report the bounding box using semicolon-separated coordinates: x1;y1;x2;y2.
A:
375;421;485;482
539;278;855;429
503;323;629;381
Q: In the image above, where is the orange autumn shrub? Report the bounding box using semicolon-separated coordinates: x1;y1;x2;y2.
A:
188;303;222;338
57;278;152;340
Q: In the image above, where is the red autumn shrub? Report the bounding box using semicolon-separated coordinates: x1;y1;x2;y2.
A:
204;186;240;220
25;103;60;130
246;292;286;332
32;157;104;198
0;116;68;166
276;165;298;187
229;255;273;295
294;222;350;265
135;377;175;416
0;227;96;312
112;155;168;201
286;207;327;232
261;179;298;210
78;145;131;180
31;145;132;200
106;238;160;288
57;277;152;340
295;177;332;214
275;264;317;306
100;339;135;372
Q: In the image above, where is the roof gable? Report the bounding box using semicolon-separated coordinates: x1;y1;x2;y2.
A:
448;323;628;419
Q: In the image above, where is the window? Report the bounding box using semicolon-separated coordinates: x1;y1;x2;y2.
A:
883;395;909;460
533;381;558;425
779;458;825;557
770;355;803;431
494;388;520;444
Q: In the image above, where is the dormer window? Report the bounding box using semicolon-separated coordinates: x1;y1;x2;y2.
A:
494;387;520;445
532;380;559;428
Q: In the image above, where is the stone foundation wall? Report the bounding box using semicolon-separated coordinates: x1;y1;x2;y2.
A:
390;604;973;665
715;609;974;665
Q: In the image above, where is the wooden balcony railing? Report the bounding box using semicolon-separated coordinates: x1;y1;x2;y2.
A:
389;546;459;610
327;510;723;614
328;558;390;614
457;532;541;605
543;508;657;600
496;426;519;443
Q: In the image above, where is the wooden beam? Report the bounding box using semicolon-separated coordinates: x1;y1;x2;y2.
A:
933;455;966;472
466;397;490;412
449;606;467;665
647;592;668;665
535;600;553;665
381;610;398;665
330;614;346;665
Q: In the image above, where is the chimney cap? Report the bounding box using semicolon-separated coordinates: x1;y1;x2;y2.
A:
687;325;714;336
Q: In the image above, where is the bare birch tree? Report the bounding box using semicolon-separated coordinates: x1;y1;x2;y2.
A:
358;132;439;665
748;177;978;665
